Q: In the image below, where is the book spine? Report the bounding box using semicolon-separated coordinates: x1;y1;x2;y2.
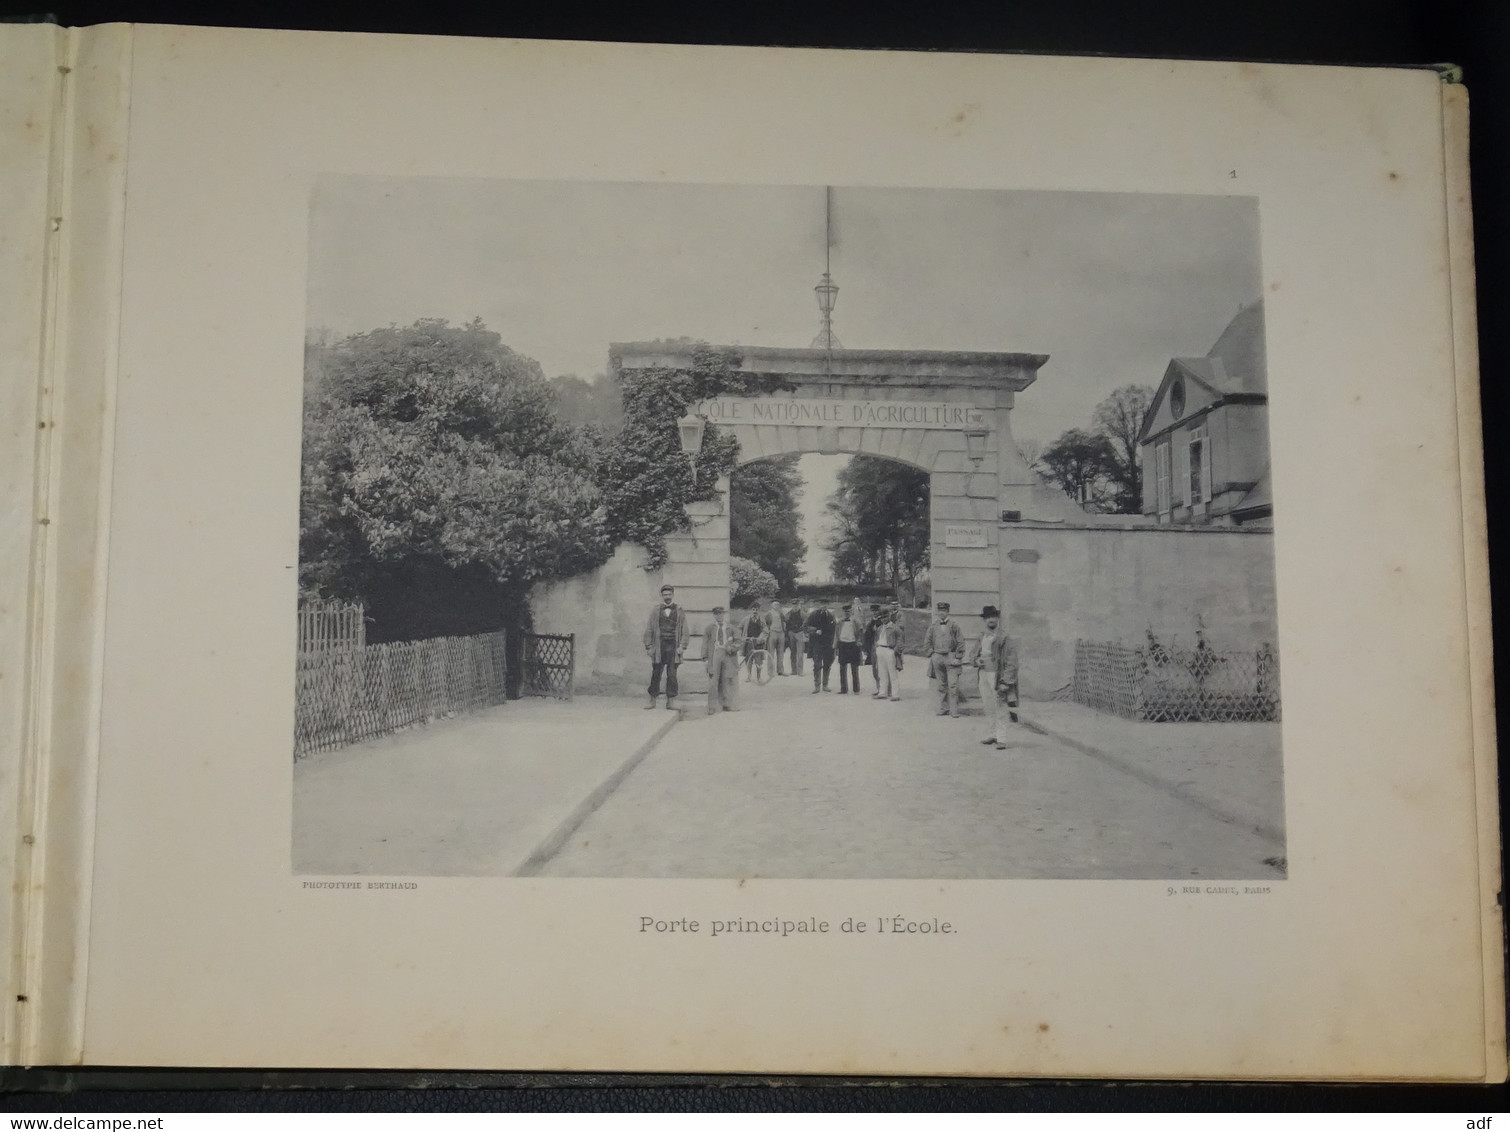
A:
4;22;134;1068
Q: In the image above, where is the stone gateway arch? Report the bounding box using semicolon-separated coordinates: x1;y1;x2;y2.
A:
612;341;1062;692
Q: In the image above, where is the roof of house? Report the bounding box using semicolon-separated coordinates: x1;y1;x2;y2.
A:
1175;300;1268;395
1232;467;1272;516
1207;300;1267;395
1138;300;1268;443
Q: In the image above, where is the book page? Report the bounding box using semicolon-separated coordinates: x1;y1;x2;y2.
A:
0;21;64;1066
69;25;1500;1078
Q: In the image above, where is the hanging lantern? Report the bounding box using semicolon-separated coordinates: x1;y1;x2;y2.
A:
964;427;989;466
676;411;706;458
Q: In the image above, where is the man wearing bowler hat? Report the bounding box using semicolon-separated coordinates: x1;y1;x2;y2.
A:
921;601;967;717
643;583;687;710
967;605;1020;748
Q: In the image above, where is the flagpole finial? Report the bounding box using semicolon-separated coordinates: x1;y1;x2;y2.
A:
811;186;842;350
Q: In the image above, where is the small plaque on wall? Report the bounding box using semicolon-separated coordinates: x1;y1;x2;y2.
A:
943;524;989;549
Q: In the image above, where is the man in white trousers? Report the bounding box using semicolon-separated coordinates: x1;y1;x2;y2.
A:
966;604;1020;749
872;604;904;702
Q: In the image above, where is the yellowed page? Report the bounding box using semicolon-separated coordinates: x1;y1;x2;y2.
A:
0;21;66;1067
21;22;136;1068
73;27;1499;1078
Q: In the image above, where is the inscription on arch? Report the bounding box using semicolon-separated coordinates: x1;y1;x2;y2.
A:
696;397;985;429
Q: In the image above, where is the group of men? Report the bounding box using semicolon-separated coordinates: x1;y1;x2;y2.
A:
736;596;907;700
643;584;1022;747
642;586;906;713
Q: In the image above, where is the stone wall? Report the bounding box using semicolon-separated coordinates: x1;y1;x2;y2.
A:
998;522;1278;699
532;522;1278;706
529;543;671;697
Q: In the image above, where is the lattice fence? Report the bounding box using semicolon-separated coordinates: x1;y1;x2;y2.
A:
294;630;508;758
520;632;574;700
1072;638;1281;722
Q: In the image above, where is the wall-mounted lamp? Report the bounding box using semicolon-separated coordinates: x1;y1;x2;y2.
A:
677;410;707;480
963;427;989;467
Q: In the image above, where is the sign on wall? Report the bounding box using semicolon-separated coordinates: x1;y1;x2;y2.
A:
943;524;989;549
695;397;986;429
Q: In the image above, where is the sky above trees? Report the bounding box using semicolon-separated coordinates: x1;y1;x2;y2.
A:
307;176;1262;579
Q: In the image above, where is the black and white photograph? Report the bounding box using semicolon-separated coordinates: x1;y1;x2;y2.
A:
292;176;1284;880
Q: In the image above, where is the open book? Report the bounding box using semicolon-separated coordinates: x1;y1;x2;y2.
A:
2;22;1502;1080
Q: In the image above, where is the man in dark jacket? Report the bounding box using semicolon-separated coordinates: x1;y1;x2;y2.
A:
643;583;688;710
863;602;883;694
785;604;806;676
804;602;837;693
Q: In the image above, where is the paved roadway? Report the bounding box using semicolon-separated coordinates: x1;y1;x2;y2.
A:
539;667;1286;879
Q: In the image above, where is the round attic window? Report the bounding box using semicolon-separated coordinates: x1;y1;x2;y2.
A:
1169;377;1186;418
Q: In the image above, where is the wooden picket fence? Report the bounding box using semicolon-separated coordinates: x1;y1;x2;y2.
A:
294;630;509;758
298;599;365;653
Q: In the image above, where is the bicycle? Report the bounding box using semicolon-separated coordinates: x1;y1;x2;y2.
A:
741;645;775;685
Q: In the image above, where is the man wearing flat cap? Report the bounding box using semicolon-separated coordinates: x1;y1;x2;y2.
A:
873;604;904;702
643;583;687;710
967;605;1020;748
921;600;966;717
702;605;742;715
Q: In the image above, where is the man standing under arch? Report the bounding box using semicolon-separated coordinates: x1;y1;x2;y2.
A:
785;602;806;677
764;598;787;677
805;601;837;694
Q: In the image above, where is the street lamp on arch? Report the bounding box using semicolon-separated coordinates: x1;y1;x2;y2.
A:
677;409;707;480
964;426;989;467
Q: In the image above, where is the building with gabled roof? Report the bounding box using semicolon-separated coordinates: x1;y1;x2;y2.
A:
1138;300;1271;526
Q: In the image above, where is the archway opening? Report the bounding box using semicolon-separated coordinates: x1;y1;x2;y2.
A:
728;452;931;612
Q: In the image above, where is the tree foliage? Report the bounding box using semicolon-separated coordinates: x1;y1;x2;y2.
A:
1038;385;1155;515
299;319;611;640
729;455;806;593
1038;427;1119;511
1092;384;1155;513
730;555;779;605
824;455;930;603
598;342;792;567
550;373;624;432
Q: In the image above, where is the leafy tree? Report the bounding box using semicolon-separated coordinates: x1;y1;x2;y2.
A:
1091;384;1155;514
824;455;930;604
299;318;611;641
550;373;624;432
730;555;779;605
1039;427;1118;511
598;341;791;567
729;455;806;593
